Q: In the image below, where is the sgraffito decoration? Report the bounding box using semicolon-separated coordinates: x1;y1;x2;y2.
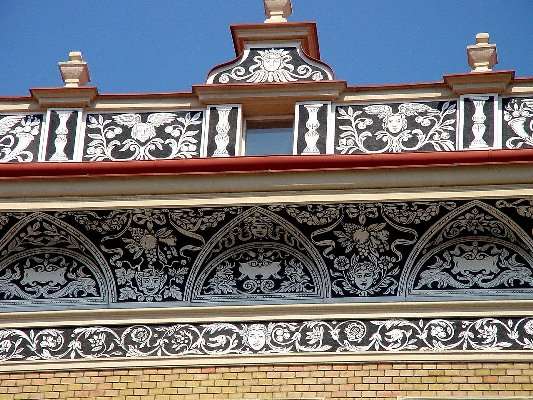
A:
461;95;496;150
503;97;533;149
83;111;203;161
0;199;533;309
294;103;329;155
204;106;240;157
43;110;80;162
207;47;333;84
0;317;533;363
334;101;457;154
0;114;44;162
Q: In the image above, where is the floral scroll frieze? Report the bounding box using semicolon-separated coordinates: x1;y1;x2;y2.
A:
335;101;457;154
83;111;203;161
207;47;333;84
0;317;532;363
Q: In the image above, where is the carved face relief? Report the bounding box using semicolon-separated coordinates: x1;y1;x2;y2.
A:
135;269;166;296
261;50;284;72
385;114;406;134
246;324;267;350
348;262;377;291
250;222;270;239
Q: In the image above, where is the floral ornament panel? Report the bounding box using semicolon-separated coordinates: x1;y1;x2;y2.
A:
0;114;44;163
0;317;532;363
0;212;115;307
502;97;533;149
0;199;533;310
334;101;457;154
83;111;203;161
401;200;533;297
207;47;333;84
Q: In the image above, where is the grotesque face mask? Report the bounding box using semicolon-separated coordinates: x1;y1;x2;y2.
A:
349;263;376;291
386;114;405;134
246;324;267;351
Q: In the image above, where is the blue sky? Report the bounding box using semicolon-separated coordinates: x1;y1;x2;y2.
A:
1;0;532;95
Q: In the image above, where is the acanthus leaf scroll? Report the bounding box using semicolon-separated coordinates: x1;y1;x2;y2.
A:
335;101;457;154
84;111;203;161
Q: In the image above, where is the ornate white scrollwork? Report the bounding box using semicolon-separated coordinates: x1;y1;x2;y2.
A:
0;115;42;162
336;101;456;154
219;49;325;84
504;98;533;148
84;111;202;161
0;317;532;363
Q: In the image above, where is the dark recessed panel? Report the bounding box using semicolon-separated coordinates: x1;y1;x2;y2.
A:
503;97;533;149
334;101;457;154
462;95;496;149
295;103;328;155
209;47;332;84
205;106;240;157
83;111;203;161
44;110;79;161
0;199;532;310
0;114;44;163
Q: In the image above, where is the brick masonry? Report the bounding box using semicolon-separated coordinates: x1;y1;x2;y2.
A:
1;362;533;400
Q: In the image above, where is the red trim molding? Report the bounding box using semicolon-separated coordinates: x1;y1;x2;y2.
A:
1;150;533;180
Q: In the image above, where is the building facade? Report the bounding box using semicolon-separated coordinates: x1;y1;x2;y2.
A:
1;1;533;399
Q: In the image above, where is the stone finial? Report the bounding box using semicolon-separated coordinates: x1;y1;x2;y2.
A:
467;33;498;72
58;51;90;87
263;0;292;23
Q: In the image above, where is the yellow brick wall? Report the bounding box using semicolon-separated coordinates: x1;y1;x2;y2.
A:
1;362;533;400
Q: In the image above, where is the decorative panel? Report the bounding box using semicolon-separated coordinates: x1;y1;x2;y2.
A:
82;110;204;161
334;101;457;154
207;46;333;84
0;114;44;162
502;97;533;149
203;105;241;157
460;95;498;150
42;109;81;162
1;198;533;310
0;316;532;363
294;102;330;155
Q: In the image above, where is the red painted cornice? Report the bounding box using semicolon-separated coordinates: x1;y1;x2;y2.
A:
1;150;533;180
